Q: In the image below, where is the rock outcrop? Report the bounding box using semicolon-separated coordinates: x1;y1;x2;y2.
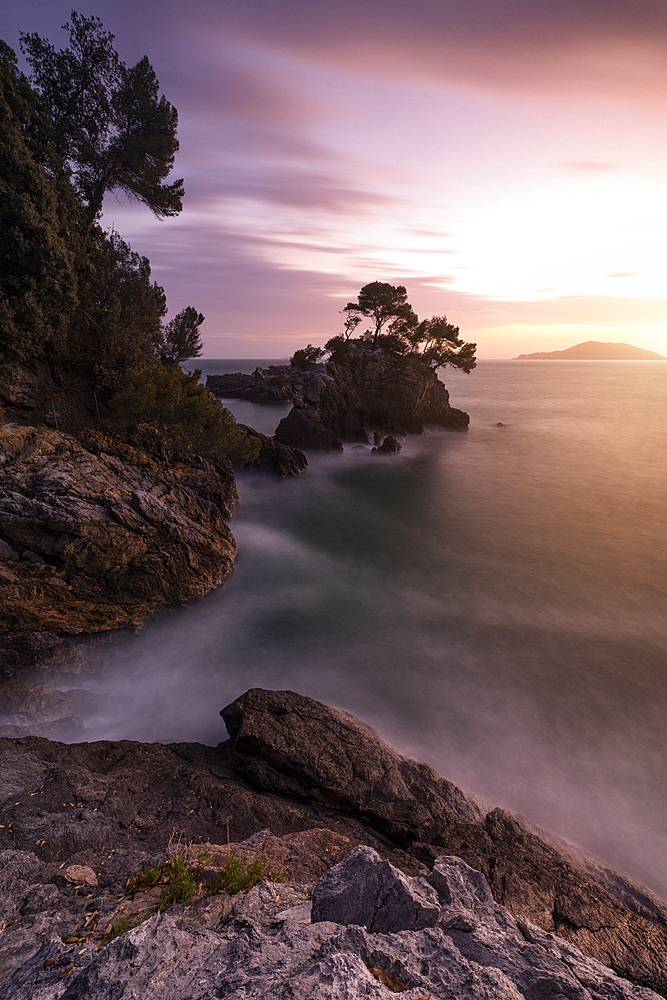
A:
0;423;238;675
0;834;661;999
235;424;308;477
222;689;667;995
1;689;666;994
311;844;441;932
207;347;469;450
207;366;294;402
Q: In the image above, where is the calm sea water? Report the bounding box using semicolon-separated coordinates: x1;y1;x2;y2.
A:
85;359;667;898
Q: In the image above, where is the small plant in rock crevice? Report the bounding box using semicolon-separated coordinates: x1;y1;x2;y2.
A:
121;850;285;931
208;855;285;896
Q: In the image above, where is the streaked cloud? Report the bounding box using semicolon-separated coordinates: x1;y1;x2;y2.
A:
561;161;623;173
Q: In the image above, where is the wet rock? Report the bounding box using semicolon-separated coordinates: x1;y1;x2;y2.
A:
0;716;85;740
235;424;308;477
311;845;441;932
274;346;469;450
275;408;343;451
208;367;294;402
372;435;402;454
211;346;469;451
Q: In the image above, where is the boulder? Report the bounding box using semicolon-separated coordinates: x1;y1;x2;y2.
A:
221;688;480;844
274;408;343;451
235;425;307;477
372;435;402;454
311;845;441;932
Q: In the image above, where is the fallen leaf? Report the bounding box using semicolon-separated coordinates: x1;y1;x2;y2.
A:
368;967;407;993
58;966;76;979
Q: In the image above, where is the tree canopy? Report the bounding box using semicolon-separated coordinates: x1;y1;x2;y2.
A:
344;282;411;347
20;12;183;227
334;282;476;374
0;40;79;363
160;307;205;364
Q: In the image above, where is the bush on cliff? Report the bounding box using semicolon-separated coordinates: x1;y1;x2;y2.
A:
0;41;79;367
67;226;167;388
1;19;203;413
290;345;326;369
103;365;261;463
329;283;477;375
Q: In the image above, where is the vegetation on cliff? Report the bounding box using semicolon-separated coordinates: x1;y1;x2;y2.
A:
0;15;254;462
291;281;477;375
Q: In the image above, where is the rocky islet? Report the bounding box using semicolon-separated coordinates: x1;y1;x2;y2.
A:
207;345;469;452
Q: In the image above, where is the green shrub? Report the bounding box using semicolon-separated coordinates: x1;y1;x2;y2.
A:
208;854;285;896
100;912;151;945
103;364;261;463
124;851;212;914
290;344;325;369
157;857;200;912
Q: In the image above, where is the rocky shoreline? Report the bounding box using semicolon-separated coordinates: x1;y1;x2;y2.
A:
0;689;665;997
0;346;465;678
0;423;239;679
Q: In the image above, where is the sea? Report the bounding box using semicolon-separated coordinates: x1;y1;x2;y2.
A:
79;358;667;900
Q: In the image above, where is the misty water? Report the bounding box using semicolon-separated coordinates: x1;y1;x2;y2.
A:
78;359;667;899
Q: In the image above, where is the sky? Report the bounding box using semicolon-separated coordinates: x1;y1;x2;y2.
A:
4;0;667;358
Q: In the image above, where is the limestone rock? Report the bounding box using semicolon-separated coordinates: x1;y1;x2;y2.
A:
0;849;660;1000
311;845;441;932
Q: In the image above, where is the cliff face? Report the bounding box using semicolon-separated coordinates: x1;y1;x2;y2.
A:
0;689;665;997
208;348;470;450
0;423;238;675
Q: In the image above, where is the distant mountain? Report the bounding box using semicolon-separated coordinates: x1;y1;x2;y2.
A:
515;340;666;360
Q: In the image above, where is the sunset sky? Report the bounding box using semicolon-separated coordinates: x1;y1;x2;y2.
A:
5;0;667;357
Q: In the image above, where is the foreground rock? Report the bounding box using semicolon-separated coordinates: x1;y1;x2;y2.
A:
0;688;666;995
0;838;660;1000
208;347;469;450
0;424;238;675
311;844;441;932
223;689;667;995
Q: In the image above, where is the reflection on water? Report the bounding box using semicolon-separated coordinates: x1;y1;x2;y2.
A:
78;360;667;899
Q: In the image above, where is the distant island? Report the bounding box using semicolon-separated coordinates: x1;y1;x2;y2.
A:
515;340;666;360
